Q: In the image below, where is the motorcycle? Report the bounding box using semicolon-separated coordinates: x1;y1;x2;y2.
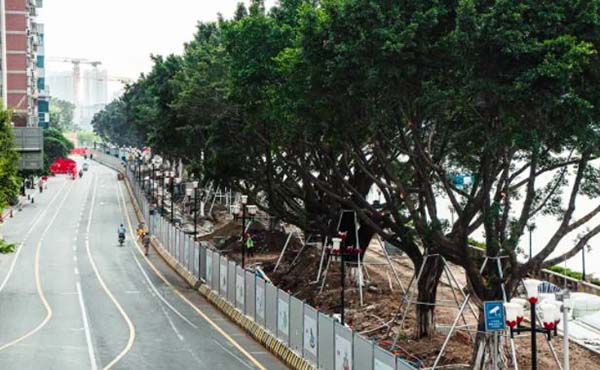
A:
118;234;125;246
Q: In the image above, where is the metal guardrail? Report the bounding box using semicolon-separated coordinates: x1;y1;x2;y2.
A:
93;150;419;370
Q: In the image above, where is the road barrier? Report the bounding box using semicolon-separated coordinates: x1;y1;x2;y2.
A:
92;150;419;370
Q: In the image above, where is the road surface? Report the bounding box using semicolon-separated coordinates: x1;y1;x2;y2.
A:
0;159;287;370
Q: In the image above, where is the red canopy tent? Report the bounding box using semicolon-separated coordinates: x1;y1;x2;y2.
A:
49;158;77;175
71;148;87;156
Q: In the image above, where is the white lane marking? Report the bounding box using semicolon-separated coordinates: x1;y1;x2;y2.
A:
0;181;75;351
76;281;98;370
113;166;267;370
74;267;79;275
0;181;68;294
85;172;135;370
130;250;198;329
212;339;254;370
74;256;78;262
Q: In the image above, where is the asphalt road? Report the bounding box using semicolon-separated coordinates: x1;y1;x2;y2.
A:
0;159;287;370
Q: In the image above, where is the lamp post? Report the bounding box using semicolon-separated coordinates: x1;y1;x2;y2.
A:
240;195;248;268
527;223;536;261
192;181;199;237
504;280;560;370
327;234;361;325
170;171;175;223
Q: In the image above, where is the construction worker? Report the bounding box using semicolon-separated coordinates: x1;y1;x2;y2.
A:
137;222;146;241
143;232;151;256
245;233;255;257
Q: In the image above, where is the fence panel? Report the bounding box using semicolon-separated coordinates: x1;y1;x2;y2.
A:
289;296;303;355
318;313;335;370
374;346;396;370
303;305;318;365
255;277;266;327
396;358;418;370
227;260;236;304
188;237;194;273
245;270;255;320
334;322;353;370
219;255;228;298
277;290;290;345
199;243;205;281
354;334;374;370
205;249;213;289
265;283;278;334
236;266;245;312
180;231;186;265
213;251;220;292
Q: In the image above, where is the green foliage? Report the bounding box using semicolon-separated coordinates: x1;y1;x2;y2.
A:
49;98;76;131
43;128;74;172
0;104;20;214
91;0;600;308
547;265;600;286
91;99;144;148
0;239;16;254
77;131;99;146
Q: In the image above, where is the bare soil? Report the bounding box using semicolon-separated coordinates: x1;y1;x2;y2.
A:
199;212;600;369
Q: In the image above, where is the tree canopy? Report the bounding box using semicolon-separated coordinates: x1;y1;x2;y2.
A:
91;0;600;359
0;105;20;213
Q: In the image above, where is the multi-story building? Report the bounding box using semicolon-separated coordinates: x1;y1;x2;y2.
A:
0;0;44;169
36;21;48;128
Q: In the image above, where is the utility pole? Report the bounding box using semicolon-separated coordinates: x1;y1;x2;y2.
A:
582;245;587;282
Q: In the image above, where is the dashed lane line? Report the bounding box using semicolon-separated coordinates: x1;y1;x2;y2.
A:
84;172;135;370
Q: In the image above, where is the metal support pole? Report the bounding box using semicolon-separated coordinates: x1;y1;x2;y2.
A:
241;205;246;269
341;255;345;325
170;177;174;223
563;303;570;370
531;301;538;370
582;247;586;281
194;187;198;237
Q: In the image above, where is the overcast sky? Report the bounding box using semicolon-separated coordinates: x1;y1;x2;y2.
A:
39;0;275;79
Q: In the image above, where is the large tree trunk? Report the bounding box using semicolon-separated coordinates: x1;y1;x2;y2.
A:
471;307;510;370
415;256;445;338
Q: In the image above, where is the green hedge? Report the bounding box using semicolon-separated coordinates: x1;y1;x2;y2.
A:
548;266;600;287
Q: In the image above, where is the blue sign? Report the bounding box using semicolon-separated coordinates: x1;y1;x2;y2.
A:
484;301;506;332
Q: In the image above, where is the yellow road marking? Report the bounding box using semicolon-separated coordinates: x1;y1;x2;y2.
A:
0;180;74;351
86;172;136;370
115;177;268;370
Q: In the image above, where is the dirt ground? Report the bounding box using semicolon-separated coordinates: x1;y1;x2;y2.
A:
199;209;600;369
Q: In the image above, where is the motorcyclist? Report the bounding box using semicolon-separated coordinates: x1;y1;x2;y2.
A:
118;224;126;242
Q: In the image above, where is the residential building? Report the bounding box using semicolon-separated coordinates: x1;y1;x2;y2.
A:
1;0;44;169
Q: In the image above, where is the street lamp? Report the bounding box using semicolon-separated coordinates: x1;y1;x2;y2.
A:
527;223;536;261
169;171;175;223
327;233;361;325
192;181;199;237
505;280;560;370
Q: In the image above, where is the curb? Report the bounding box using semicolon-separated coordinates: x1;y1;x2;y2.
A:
97;155;315;370
198;285;314;370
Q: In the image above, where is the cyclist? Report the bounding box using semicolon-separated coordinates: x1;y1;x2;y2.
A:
118;224;126;243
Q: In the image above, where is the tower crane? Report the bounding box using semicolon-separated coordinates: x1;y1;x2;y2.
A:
46;57;102;104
